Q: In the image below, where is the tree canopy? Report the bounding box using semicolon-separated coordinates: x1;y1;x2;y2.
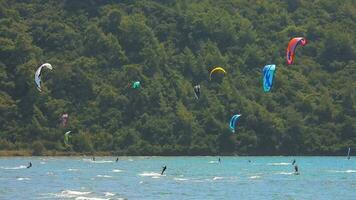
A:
0;0;355;155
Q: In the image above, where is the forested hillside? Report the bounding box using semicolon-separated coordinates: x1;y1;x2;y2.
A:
0;0;355;155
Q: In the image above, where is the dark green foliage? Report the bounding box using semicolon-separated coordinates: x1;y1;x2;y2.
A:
0;0;355;155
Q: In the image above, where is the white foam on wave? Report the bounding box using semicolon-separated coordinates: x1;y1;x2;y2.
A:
17;177;31;181
268;162;290;166
93;160;113;164
328;170;356;173
139;172;164;179
96;175;112;178
249;175;261;179
275;172;294;175
112;169;123;173
213;176;224;180
51;190;91;198
139;172;162;177
75;197;109;200
208;161;219;164
40;161;46;165
174;177;189;181
104;192;115;197
1;165;27;170
68;168;79;171
47;172;54;175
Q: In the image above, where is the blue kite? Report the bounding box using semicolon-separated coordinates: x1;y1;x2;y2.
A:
229;114;241;133
263;64;276;92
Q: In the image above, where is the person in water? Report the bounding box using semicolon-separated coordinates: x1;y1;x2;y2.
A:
218;157;221;163
92;156;95;161
116;157;119;162
292;159;296;165
161;165;167;175
294;164;299;175
27;162;32;168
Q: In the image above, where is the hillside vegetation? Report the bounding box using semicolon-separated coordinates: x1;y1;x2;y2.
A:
0;0;355;155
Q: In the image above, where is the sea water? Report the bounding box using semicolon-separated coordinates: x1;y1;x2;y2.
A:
0;156;355;199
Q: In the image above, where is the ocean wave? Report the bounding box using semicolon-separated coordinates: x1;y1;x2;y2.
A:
68;168;79;171
268;162;290;166
208;161;219;164
112;169;123;173
249;175;261;179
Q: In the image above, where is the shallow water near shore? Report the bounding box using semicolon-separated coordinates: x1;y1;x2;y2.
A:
0;156;355;199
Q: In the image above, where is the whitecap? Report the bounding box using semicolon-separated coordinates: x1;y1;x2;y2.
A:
104;192;115;197
208;161;219;164
139;172;162;177
96;175;112;178
75;197;109;200
268;162;290;166
174;177;189;181
112;169;123;173
249;176;261;179
275;172;294;175
213;176;224;180
40;162;46;165
68;168;79;171
52;190;92;198
1;165;27;170
328;170;356;173
92;161;113;164
17;177;30;181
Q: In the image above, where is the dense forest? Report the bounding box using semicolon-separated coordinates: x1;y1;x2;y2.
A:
0;0;355;155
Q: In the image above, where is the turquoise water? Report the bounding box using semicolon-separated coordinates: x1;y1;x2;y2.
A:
0;156;355;199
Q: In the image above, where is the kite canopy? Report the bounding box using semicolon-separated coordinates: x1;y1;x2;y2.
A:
64;131;71;146
34;63;53;92
60;113;69;127
229;114;241;133
263;64;276;92
132;81;141;89
286;37;307;65
209;67;226;80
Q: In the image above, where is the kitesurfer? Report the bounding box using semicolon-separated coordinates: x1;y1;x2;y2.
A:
294;165;299;175
27;162;32;169
161;165;167;175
